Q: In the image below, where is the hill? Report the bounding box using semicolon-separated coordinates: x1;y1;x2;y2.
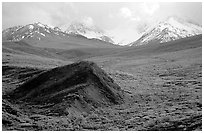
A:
6;61;124;115
117;34;202;57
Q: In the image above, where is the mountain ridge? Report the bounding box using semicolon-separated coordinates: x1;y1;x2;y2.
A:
2;17;202;47
65;22;114;44
2;22;67;42
129;17;202;46
2;22;115;44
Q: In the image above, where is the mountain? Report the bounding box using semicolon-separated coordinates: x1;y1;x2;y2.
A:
2;22;119;49
65;22;114;44
7;61;124;114
2;22;67;42
129;17;202;46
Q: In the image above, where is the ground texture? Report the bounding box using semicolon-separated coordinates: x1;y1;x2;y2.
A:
2;35;202;131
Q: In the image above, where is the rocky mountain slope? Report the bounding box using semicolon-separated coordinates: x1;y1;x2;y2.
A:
2;22;119;49
2;22;115;45
129;17;202;46
2;22;67;41
65;22;114;44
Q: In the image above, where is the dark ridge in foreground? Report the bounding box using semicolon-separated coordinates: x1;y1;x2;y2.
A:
7;61;124;114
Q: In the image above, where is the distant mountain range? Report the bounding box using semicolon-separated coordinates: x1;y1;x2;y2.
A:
129;17;202;46
65;22;114;44
2;17;202;46
2;22;115;44
2;22;67;42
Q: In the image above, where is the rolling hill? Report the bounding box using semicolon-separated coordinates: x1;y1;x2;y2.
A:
6;61;124;115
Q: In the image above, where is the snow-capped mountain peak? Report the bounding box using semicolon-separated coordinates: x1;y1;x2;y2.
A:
129;17;202;46
65;22;114;44
66;22;97;34
2;22;67;41
53;27;62;32
2;22;115;44
34;22;46;27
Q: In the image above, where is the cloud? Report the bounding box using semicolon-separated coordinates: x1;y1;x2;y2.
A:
2;3;54;28
120;7;132;18
135;22;149;33
130;17;141;21
107;26;141;45
119;7;141;22
108;14;114;19
142;2;160;16
81;16;94;27
47;3;78;27
2;2;80;29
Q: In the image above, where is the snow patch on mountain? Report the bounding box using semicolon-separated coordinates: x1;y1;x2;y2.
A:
65;22;114;44
2;21;116;46
28;25;34;30
35;22;46;28
129;17;202;46
40;32;46;37
2;22;65;41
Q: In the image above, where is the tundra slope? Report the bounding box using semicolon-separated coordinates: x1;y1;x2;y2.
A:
5;61;124;115
2;35;202;131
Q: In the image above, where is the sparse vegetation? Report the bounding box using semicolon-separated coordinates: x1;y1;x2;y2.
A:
2;35;202;131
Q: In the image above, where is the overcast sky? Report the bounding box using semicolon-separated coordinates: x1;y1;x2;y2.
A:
2;2;202;44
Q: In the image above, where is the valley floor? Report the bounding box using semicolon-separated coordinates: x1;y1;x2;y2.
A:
2;43;202;130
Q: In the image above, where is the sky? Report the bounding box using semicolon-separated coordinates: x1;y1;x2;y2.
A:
2;2;202;44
